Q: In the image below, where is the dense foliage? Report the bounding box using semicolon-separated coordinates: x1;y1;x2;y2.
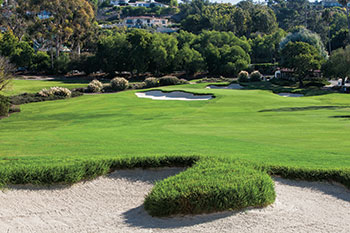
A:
92;29;250;77
0;94;9;116
281;41;324;87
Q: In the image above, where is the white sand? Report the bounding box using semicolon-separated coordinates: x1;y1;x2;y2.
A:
206;84;243;89
135;91;213;101
1;168;350;233
277;93;304;97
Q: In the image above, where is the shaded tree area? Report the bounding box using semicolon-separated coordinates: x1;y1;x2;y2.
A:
93;29;251;77
177;0;278;37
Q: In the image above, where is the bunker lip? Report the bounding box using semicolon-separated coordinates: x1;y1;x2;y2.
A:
206;83;243;89
277;93;304;97
135;90;214;101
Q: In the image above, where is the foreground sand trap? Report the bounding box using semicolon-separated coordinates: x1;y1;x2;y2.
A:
277;93;304;97
135;90;213;101
1;168;350;233
206;83;243;89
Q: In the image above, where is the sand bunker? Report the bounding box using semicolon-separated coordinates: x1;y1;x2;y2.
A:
207;83;243;89
0;168;349;233
277;93;304;97
135;90;213;101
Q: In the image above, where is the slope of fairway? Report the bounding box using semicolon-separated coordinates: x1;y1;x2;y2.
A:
1;83;350;169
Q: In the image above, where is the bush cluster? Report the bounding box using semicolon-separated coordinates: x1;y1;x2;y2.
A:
10;92;83;105
250;71;262;82
238;71;249;82
0;94;10;117
38;87;72;98
87;79;103;93
144;77;159;88
238;70;262;83
110;77;129;91
159;76;180;86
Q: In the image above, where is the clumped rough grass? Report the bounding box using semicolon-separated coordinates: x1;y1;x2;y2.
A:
144;158;276;217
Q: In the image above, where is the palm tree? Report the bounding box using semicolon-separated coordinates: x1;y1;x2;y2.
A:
338;0;350;40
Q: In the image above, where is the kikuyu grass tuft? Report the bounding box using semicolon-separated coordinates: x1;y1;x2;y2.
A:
144;158;276;216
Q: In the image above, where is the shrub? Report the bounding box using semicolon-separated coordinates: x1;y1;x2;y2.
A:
179;78;189;84
38;87;72;98
144;77;159;88
87;79;103;93
110;77;129;91
10;92;82;105
238;71;249;83
250;71;262;82
0;94;10;116
159;76;180;86
129;82;146;89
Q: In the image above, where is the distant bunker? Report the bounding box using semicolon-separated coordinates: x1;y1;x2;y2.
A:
277;93;304;97
135;90;214;101
207;83;243;89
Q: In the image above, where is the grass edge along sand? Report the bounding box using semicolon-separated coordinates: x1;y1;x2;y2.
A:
0;155;349;217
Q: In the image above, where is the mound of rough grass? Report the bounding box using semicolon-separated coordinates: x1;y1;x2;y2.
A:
144;158;276;216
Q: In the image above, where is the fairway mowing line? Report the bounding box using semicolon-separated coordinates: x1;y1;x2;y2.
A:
0;168;349;233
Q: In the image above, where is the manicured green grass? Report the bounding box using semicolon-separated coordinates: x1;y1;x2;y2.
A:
1;84;349;168
0;83;350;215
0;79;88;96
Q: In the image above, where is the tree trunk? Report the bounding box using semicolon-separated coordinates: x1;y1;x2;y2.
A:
328;25;332;55
50;45;54;70
77;42;81;57
298;76;304;88
55;37;60;58
347;4;350;41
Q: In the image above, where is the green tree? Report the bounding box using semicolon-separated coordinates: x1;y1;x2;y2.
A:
19;0;95;66
338;0;350;40
280;41;324;87
0;56;14;91
149;33;178;75
280;27;328;58
126;29;152;76
322;45;350;84
175;44;205;75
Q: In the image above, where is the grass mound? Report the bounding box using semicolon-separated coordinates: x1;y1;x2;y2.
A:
144;158;275;217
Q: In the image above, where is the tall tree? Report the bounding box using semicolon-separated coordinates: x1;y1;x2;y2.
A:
0;56;14;91
280;41;324;87
322;9;334;54
19;0;95;64
322;45;350;84
338;0;350;40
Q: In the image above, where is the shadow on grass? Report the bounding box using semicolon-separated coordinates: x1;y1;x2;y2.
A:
259;105;350;112
330;115;350;119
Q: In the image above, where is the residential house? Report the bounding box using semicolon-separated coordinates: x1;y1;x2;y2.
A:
123;16;169;28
